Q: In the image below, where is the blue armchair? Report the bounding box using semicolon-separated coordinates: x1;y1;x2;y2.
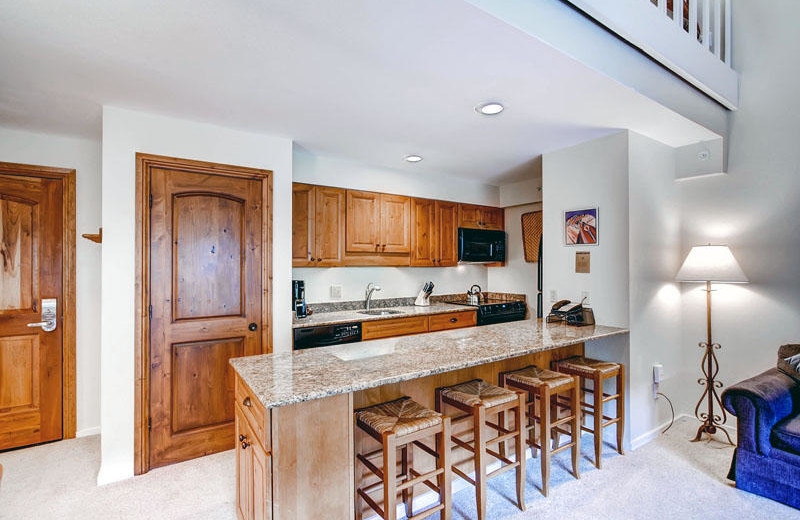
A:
722;368;800;509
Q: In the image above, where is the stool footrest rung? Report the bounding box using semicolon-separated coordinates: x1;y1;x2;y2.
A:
451;465;476;486
486;430;518;447
357;489;384;518
485;447;516;466
413;440;438;459
487;460;520;479
551;415;575;427
551;442;576;455
451;435;475;453
409;468;441;493
408;503;445;520
397;467;443;492
356;453;383;480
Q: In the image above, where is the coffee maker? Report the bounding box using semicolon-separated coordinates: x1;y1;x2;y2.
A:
292;280;307;318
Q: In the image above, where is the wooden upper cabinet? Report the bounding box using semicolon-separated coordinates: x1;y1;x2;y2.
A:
380;194;411;253
292;183;315;266
411;198;436;266
292;183;344;267
482;207;504;230
314;186;345;266
346;190;381;253
436;200;459;266
458;203;504;231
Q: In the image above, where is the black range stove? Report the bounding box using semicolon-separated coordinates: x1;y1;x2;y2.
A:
444;298;527;326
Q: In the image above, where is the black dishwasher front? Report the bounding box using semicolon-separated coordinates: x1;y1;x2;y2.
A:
293;322;362;350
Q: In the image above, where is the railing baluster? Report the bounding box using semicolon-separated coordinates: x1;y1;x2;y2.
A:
689;0;698;41
714;0;722;58
724;0;732;64
675;0;683;29
659;0;668;17
702;0;711;50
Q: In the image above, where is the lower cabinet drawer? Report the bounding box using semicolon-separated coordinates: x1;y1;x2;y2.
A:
429;310;477;331
237;377;270;450
362;315;430;340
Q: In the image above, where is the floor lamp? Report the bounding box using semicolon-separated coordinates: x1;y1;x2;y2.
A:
676;245;748;444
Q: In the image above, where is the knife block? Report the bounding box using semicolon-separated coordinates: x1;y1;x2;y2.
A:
414;289;431;307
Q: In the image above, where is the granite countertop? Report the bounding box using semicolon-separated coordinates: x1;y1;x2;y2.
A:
230;321;629;409
292;303;473;328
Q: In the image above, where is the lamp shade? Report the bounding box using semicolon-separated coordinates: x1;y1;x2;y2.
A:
676;245;748;283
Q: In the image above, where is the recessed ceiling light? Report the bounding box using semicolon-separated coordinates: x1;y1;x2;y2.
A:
476;102;504;116
405;155;423;163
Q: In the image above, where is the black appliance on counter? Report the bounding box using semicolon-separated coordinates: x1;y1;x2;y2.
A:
444;298;527;326
292;280;305;310
458;228;506;263
293;322;362;350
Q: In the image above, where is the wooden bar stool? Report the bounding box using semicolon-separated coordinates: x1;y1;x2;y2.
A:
435;379;526;520
551;356;625;469
355;396;452;520
499;366;581;496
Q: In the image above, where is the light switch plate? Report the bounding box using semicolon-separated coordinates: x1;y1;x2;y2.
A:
330;285;342;299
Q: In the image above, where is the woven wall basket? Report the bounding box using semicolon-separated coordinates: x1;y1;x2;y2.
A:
521;211;542;263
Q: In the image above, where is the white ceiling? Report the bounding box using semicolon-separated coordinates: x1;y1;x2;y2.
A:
0;0;719;185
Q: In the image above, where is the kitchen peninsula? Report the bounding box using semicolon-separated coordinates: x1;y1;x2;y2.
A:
230;320;628;520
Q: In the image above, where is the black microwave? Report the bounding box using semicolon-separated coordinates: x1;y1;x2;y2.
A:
458;228;506;263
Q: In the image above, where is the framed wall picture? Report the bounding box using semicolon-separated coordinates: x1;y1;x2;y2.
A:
564;207;598;246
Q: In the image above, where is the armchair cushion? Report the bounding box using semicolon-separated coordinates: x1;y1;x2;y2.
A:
778;344;800;383
772;413;800;455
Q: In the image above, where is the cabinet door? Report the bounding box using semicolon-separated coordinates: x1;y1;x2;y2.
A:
291;183;315;267
380;194;411;253
236;408;255;520
410;198;436;266
346;190;381;253
458;203;483;229
482;207;505;230
252;441;273;520
314;186;345;266
436;201;459;266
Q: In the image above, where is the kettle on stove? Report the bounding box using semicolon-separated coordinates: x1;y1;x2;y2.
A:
467;284;483;305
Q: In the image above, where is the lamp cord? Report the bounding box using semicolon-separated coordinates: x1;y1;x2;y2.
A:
657;392;675;434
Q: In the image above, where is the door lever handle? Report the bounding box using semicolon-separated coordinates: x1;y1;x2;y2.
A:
27;319;57;332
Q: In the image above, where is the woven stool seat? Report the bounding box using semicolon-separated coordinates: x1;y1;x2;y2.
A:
356;397;442;437
552;356;619;377
440;379;517;408
505;366;572;389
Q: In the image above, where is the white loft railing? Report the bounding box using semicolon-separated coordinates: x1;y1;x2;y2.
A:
566;0;738;109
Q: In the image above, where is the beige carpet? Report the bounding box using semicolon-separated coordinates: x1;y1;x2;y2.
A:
0;418;796;519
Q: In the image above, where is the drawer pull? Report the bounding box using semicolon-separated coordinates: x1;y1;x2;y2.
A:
243;396;252;408
450;317;458;323
241;437;251;450
239;434;246;442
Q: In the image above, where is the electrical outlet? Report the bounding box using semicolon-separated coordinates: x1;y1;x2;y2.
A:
653;363;664;399
549;290;558;303
581;291;591;306
330;285;342;299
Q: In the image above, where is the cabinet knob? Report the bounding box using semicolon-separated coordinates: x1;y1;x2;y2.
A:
450;317;458;323
239;434;246;442
241;438;251;450
243;396;252;408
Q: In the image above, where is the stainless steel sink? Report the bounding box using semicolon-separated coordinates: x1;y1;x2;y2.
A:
358;309;404;316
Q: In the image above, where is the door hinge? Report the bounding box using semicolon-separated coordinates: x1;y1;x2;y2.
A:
148;417;152;432
149;193;153;208
148;304;152;320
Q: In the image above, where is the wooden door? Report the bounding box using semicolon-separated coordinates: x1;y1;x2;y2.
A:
458;203;483;229
483;207;505;230
410;198;436;266
149;167;264;468
314;186;345;266
380;194;410;253
0;174;63;450
436;200;459;266
345;190;381;253
291;183;314;267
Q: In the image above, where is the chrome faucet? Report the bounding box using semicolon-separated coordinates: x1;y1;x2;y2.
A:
365;282;382;310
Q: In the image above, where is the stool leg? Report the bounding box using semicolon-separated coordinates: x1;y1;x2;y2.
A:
571;376;581;479
540;385;551;497
498;374;507;459
528;393;538;459
550;393;560;450
439;417;452;520
474;404;488;520
515;393;527;511
593;372;603;469
401;445;413;517
383;433;397;520
616;364;626;455
355;415;363;520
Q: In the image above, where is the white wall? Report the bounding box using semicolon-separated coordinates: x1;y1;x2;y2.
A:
292;147;500;304
542;132;630;327
542;130;685;447
0;126;102;437
487;203;542;317
679;0;800;394
627;132;684;447
99;107;293;484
